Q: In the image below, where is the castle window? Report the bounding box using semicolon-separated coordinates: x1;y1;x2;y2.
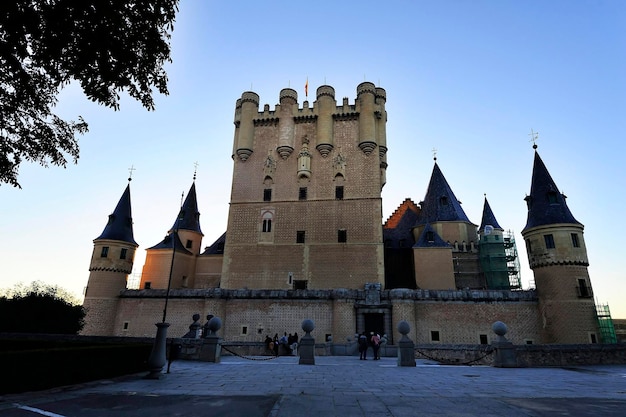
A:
548;191;558;204
544;234;555;249
439;196;449;206
293;280;308;290
338;229;347;243
120;248;127;259
263;188;272;202
335;186;344;200
299;187;307;200
262;219;272;233
577;279;592;298
186;239;193;249
144;282;151;289
494;235;499;241
590;333;598;344
426;231;435;243
571;233;580;248
181;276;188;288
123;322;129;331
241;326;248;335
100;247;109;258
296;230;306;243
430;330;440;342
479;334;488;345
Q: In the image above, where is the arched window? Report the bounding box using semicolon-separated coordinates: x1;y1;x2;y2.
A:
261;211;273;233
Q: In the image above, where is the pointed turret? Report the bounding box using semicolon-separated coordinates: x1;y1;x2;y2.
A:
416;162;471;225
479;197;503;234
523;151;581;232
521;146;598;344
170;182;203;234
95;184;138;245
83;182;139;336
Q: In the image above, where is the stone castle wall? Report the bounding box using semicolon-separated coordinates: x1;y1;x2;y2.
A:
102;289;541;345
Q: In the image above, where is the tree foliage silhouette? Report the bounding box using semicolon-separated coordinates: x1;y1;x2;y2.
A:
0;281;86;334
0;0;179;187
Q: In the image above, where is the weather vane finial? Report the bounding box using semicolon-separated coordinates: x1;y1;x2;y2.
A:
529;129;539;149
193;161;199;181
128;165;135;182
432;147;438;161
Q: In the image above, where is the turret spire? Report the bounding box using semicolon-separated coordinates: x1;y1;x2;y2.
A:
479;195;503;233
170;182;203;234
416;162;471;225
523;151;581;232
95;184;137;245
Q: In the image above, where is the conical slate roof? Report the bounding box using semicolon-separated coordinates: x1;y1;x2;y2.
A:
147;230;193;254
479;197;503;233
523;151;581;232
170;182;203;234
416;162;471;225
95;184;138;245
414;223;451;248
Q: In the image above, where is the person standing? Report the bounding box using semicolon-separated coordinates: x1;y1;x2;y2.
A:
371;333;381;360
358;332;368;360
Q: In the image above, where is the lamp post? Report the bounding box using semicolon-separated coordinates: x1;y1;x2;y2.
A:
146;209;183;379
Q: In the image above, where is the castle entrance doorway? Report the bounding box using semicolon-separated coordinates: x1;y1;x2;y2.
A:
364;312;384;336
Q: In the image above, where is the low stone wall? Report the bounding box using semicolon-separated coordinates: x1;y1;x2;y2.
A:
515;343;626;367
413;344;495;366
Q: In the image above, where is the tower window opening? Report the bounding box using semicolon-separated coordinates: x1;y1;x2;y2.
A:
479;334;488;345
144;282;151;289
430;330;440;342
120;248;128;259
263;188;272;202
100;247;109;258
426;231;435;243
548;191;558;204
577;279;592;298
299;187;308;200
338;229;347;243
571;233;580;248
296;230;305;243
186;239;193;249
544;234;555;249
123;322;129;331
293;280;308;290
439;196;449;206
335;186;344;200
262;219;272;233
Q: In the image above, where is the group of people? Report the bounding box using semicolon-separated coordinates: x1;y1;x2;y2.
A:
265;332;298;356
358;331;384;360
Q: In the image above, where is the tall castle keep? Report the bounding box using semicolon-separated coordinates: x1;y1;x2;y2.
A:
82;82;604;345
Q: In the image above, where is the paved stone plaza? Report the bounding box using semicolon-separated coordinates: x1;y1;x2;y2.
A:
1;356;625;416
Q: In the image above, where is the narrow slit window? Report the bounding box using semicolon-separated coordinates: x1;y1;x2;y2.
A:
338;229;347;243
335;186;344;200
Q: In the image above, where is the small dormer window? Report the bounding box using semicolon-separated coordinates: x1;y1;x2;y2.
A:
439;196;449;206
426;231;435;242
548;191;558;204
186;239;193;249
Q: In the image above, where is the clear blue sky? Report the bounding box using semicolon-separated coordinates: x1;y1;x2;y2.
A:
2;1;625;318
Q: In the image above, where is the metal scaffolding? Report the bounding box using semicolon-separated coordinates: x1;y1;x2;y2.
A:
596;303;618;344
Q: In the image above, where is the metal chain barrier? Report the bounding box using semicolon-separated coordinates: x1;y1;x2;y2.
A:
220;344;283;361
414;346;494;366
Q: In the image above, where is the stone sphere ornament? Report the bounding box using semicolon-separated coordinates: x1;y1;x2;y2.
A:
302;319;315;335
208;316;222;333
397;320;410;336
492;321;508;337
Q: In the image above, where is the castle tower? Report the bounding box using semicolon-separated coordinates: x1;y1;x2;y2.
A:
140;181;203;290
221;82;387;290
82;182;138;335
521;148;599;343
477;197;510;290
412;160;481;289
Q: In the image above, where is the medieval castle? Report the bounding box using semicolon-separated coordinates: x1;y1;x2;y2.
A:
82;82;605;346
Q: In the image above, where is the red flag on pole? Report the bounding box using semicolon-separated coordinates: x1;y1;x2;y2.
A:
305;78;308;98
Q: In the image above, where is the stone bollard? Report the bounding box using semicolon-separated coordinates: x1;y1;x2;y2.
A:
203;314;215;338
200;316;222;363
298;319;315;365
397;321;416;367
182;313;202;338
491;321;517;368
